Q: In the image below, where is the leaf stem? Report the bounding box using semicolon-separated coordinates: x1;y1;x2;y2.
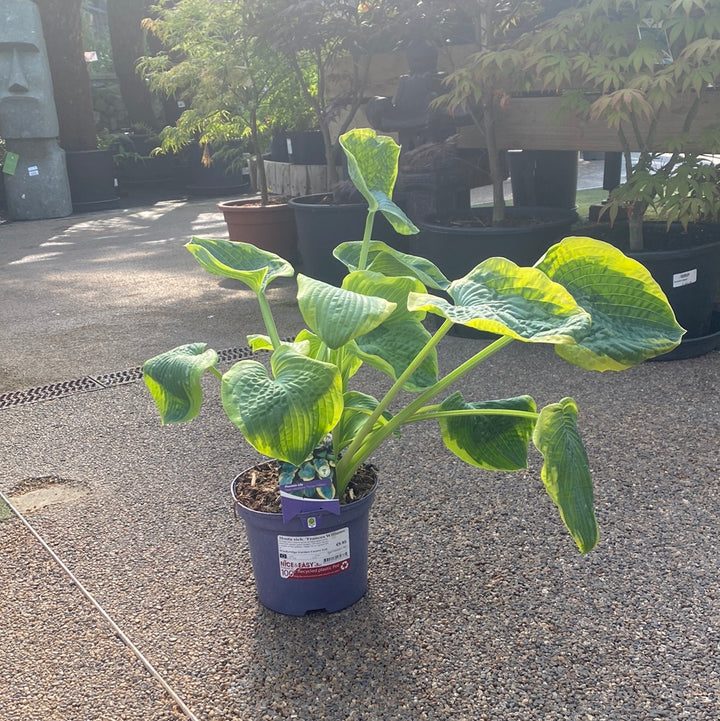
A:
357;209;376;271
336;333;515;491
335;317;452;490
257;291;282;350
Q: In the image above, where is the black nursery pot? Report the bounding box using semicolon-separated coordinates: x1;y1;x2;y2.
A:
64;149;120;212
287;131;325;165
573;220;720;359
415;205;578;279
626;223;720;358
290;193;409;286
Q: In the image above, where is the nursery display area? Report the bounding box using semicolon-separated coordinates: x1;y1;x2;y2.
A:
1;0;719;719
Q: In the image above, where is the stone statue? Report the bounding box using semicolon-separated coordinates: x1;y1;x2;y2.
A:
0;0;72;219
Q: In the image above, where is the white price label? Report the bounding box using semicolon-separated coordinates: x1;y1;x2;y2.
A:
277;527;350;579
673;269;697;288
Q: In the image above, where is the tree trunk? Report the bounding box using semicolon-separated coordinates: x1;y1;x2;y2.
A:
628;203;646;252
107;0;162;131
33;0;98;150
484;102;506;224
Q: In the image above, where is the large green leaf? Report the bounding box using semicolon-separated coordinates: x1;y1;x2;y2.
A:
185;237;294;293
339;128;418;235
408;258;592;343
221;346;343;466
438;393;537;471
339;128;399;208
143;343;219;424
334;240;450;290
344;271;438;391
532;398;598;554
296;274;396;349
372;190;420;235
535;237;685;370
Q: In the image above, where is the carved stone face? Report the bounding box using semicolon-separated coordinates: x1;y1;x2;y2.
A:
0;1;59;138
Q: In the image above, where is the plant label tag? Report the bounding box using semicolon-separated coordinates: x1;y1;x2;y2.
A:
278;436;338;524
277;527;350;579
27;165;40;177
673;269;697;288
2;152;19;175
286;138;293;155
280;493;340;527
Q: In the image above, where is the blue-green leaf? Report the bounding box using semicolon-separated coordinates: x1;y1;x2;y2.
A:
438;393;537;470
535;237;685;370
221;346;343;466
339;128;418;235
344;271;438;391
532;398;598;553
334;240;450;290
408;258;592;343
143;343;218;424
185;237;294;293
297;274;396;349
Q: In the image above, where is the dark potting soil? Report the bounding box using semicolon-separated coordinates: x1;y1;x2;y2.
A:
233;461;378;514
428;208;556;229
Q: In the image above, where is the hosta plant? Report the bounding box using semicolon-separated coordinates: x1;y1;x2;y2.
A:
144;128;684;554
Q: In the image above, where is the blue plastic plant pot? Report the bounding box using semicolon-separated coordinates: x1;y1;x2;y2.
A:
232;473;377;616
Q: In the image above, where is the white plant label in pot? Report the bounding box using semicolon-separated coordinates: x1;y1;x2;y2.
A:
278;527;350;579
673;269;698;288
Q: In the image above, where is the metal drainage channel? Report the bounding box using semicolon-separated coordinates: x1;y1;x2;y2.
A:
0;344;257;410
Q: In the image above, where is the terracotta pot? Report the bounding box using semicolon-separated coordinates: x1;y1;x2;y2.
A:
218;199;298;261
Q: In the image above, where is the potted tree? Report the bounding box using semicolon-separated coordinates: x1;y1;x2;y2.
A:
138;0;308;258
398;0;580;279
143;128;683;616
524;0;720;356
267;0;396;186
265;0;406;278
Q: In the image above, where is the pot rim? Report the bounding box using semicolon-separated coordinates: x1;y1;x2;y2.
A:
217;198;289;211
417;205;578;233
289;192;367;209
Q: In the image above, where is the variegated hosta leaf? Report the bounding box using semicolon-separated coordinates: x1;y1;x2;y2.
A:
336;390;393;452
438;393;537;471
143;343;219;424
372;190;420;235
334;240;450;290
344;271;438;391
221;346;343;466
535;237;685;370
296;274;396;349
247;334;310;356
408;258;592;343
532;398;598;554
339;128;400;208
339;129;418;235
185;237;294;294
292;329;364;381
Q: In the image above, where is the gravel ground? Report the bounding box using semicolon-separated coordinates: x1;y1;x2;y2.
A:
1;181;718;719
1;340;718;720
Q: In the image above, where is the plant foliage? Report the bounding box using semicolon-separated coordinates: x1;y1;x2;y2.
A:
144;129;684;554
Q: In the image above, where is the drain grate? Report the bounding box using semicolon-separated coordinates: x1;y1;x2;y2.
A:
0;377;105;408
0;343;268;410
93;367;144;387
